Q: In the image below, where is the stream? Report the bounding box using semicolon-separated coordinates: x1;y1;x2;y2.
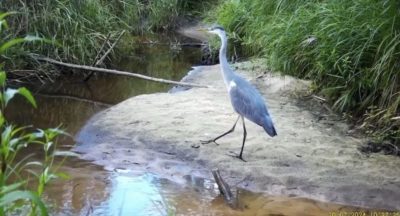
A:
7;32;372;215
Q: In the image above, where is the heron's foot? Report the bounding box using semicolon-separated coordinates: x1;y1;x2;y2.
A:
227;151;247;162
200;139;219;145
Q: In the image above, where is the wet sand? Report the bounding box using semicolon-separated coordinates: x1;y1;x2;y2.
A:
75;60;400;211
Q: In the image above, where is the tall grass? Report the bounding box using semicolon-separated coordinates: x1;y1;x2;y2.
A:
208;0;399;142
0;0;212;66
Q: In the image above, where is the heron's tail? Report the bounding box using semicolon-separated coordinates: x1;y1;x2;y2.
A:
262;115;277;137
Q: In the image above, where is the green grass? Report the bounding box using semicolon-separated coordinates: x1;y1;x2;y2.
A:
207;0;399;143
0;0;212;67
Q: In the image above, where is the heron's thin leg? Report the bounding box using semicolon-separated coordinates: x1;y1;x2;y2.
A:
201;115;240;145
227;116;247;162
238;116;247;161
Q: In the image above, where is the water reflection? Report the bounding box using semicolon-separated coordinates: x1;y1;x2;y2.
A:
44;158;110;216
103;174;166;216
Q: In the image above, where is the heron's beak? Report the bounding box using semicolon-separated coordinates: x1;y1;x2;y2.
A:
196;27;209;33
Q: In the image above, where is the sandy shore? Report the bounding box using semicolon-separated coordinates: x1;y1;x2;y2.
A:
75;60;400;210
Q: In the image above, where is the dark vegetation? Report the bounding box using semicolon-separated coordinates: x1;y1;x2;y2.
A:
1;0;211;69
207;0;399;144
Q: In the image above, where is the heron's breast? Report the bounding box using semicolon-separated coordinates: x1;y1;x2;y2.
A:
228;80;237;91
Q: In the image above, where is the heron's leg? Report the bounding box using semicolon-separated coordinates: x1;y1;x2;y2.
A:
238;116;247;161
201;115;240;145
228;116;247;162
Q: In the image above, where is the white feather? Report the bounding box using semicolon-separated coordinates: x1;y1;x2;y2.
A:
228;81;237;91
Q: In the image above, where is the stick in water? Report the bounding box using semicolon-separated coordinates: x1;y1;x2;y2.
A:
212;168;237;208
32;55;209;88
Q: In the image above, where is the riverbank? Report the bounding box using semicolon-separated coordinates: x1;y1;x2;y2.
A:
206;0;399;144
75;60;400;210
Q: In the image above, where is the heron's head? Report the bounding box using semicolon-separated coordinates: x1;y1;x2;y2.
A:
207;26;226;38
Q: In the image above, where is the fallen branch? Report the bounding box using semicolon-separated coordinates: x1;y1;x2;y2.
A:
312;94;326;102
212;169;236;208
32;55;209;88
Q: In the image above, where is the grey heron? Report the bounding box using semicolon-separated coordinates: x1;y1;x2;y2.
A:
201;26;277;161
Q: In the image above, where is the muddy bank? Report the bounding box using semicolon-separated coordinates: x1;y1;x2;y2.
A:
75;61;400;210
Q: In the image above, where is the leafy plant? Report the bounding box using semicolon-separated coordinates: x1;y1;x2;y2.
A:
0;71;55;216
0;12;76;216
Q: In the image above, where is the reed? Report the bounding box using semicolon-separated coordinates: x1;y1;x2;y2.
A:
208;0;399;143
1;0;212;65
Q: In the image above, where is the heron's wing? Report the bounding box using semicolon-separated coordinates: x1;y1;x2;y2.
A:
229;79;268;125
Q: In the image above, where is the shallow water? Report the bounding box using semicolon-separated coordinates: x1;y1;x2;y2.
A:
45;159;367;216
6;33;201;132
6;32;375;215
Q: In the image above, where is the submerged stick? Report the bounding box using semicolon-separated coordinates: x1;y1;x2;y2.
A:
32;55;209;88
36;93;111;107
212;169;236;208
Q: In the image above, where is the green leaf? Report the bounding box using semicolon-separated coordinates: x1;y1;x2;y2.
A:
23;35;42;41
55;172;70;180
44;141;53;152
9;137;22;149
25;35;55;46
0;38;26;54
0;20;9;33
4;88;18;106
10;125;30;137
0;71;6;87
32;129;45;139
25;169;39;178
25;161;43;167
0;11;17;20
17;87;37;108
26;35;55;45
0;181;26;195
53;151;79;157
1;125;13;152
0;35;47;54
47;127;66;135
45;127;68;140
0;111;4;128
3;87;37;108
0;190;48;216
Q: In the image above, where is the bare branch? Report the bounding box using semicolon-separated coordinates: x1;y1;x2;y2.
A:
212;169;237;208
32;55;209;88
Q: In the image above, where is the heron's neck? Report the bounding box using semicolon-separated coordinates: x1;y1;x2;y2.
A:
219;34;228;64
218;33;234;84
